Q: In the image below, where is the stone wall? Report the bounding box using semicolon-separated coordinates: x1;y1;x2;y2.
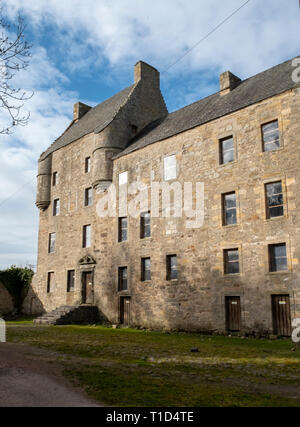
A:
30;86;300;333
0;282;13;316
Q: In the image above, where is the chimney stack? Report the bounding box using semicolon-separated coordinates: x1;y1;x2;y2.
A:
134;61;160;88
73;102;91;122
219;71;241;96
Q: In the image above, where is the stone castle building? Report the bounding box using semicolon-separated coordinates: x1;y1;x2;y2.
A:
29;57;300;335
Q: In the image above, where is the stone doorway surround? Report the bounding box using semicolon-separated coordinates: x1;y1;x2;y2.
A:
78;256;96;305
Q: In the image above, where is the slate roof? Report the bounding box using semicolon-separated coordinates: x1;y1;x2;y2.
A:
40;84;135;160
115;57;300;159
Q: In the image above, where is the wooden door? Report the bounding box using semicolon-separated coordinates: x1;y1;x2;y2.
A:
272;295;292;336
82;272;93;304
226;296;241;332
120;297;131;325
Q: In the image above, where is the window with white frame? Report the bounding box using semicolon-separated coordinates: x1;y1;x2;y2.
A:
164;155;177;181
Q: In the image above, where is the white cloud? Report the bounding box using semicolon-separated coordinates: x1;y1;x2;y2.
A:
0;44;77;268
0;0;299;268
3;0;300;79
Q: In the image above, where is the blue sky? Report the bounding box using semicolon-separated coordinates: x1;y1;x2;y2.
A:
0;0;299;268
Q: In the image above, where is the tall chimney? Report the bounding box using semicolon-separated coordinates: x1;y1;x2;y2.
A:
219;71;241;96
134;61;160;88
73;102;91;122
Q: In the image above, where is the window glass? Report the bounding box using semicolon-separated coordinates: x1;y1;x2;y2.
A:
141;212;151;238
67;270;75;292
167;255;177;280
49;233;56;253
269;244;288;272
83;225;91;248
119;218;128;242
224;249;240;274
223;192;237;225
220;137;234;164
262;121;280;152
266;182;284;219
142;258;151;281
119;267;128;291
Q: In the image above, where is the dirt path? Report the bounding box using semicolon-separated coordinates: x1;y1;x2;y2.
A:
0;342;103;407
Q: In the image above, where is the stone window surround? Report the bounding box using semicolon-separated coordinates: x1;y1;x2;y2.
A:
140;211;151;239
84;187;93;207
220;244;243;277
46;271;55;294
48;232;56;254
118;266;129;293
82;224;91;248
264;238;293;275
67;269;76;293
254;108;284;152
85;156;91;174
262;176;288;222
52;171;58;187
166;254;178;282
118;217;128;243
221;189;240;227
216;131;238;168
141;257;151;282
53;198;60;216
260;116;284;153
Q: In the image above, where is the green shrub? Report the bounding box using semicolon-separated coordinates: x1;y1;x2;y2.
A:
0;266;34;312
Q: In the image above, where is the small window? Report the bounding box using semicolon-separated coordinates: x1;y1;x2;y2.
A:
265;181;284;219
118;217;128;242
47;272;54;294
166;255;178;281
131;125;138;135
48;233;56;254
118;267;128;291
164;155;177;181
67;270;75;293
52;172;58;186
220;136;234;165
141;212;151;239
85;188;93;207
224;249;240;275
262;120;280;152
53;199;60;216
222;192;237;226
83;225;91;248
269;243;288;272
119;171;128;187
85;157;91;173
141;258;151;282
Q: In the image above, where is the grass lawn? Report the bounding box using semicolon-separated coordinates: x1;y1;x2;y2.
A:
6;324;300;407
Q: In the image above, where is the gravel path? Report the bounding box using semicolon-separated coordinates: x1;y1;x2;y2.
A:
0;342;103;407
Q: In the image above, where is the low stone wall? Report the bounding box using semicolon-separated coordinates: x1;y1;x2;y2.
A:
0;282;13;316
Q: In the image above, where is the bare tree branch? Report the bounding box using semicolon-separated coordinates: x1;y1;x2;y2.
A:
0;5;33;135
